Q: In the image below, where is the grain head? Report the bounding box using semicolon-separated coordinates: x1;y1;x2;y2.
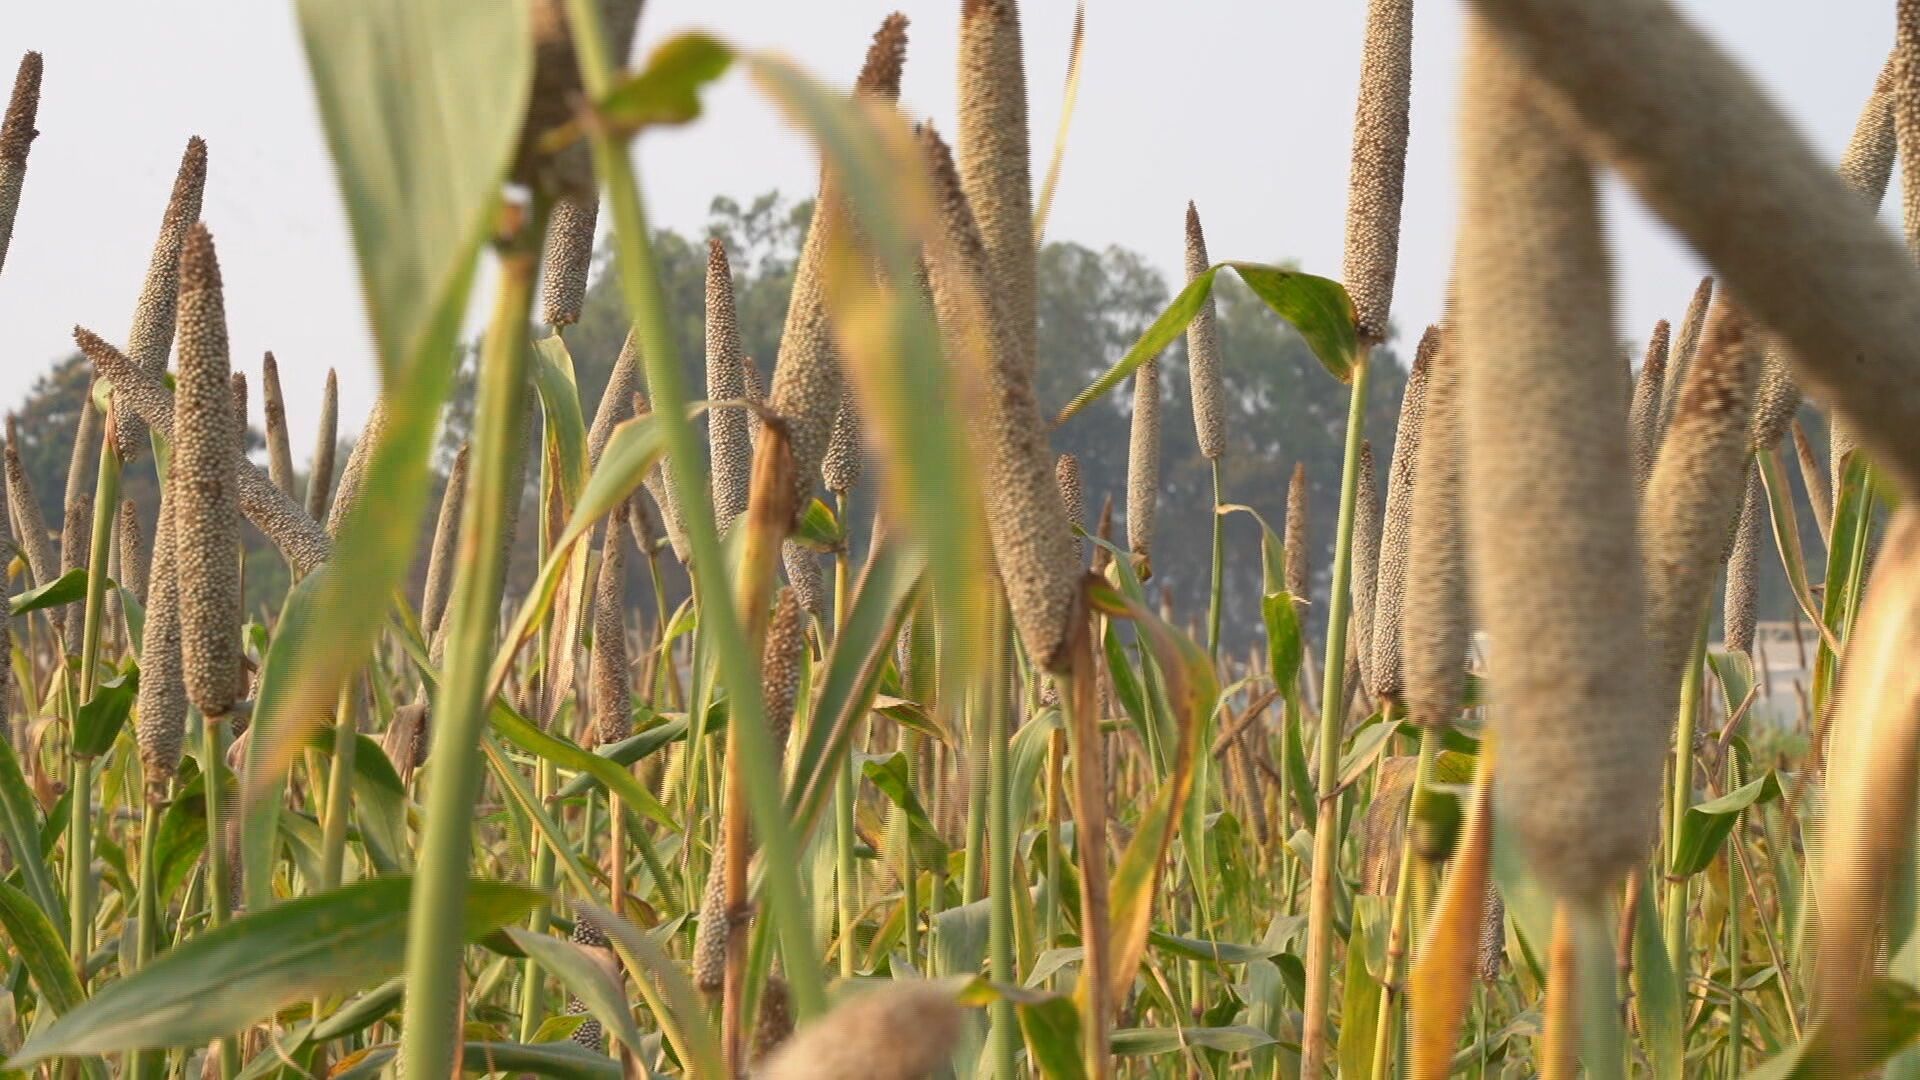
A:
1368;327;1435;702
1185;202;1225;460
1283;462;1309;601
171;222;242;721
1349;439;1381;692
587;329;639;473
0;51;43;277
5;417;59;610
783;539;825;620
706;239;752;530
1627;320;1669;490
135;494;185;802
589;509;633;745
753;975;796;1061
541;197;597;329
421;444;469;646
327;399;390;538
957;0;1036;384
1341;0;1415;344
1724;469;1762;657
759;981;963;1080
921;124;1080;671
307;369;339;523
127;138;209;375
1457;24;1663;900
261;352;297;500
1401;329;1472;729
1126;357;1161;567
1056;452;1085;564
821;392;862;497
764;586;807;756
118;497;146;605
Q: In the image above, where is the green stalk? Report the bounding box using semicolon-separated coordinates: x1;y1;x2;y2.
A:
519;757;559;1045
397;197;543;1080
571;0;825;1016
203;704;239;1080
833;497;857;979
1299;345;1374;1077
318;684;356;889
1727;749;1747;1076
987;596;1017;1079
1207;460;1224;659
964;679;989;904
69;432;122;970
1664;616;1708;974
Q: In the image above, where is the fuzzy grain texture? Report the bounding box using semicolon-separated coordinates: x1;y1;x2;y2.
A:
1660;277;1714;439
589;511;633;745
587;329;639;473
261;353;297;499
64;400;101;521
1401;331;1471;729
5;420;58;605
1464;0;1920;504
420;445;469;646
769;15;908;523
1641;300;1764;717
1724;469;1762;656
705;240;752;530
1368;329;1434;701
1056;452;1085;563
118;498;147;605
783;540;825;619
326;400;390;538
0;52;41;277
821;393;861;496
171;224;243;720
1185;202;1225;459
1457;27;1663;900
59;494;91;654
307;370;338;523
1126;357;1161;568
1627;321;1668;490
541;197;597;328
1342;0;1415;343
136;493;184;800
1283;462;1309;600
77;327;331;575
957;0;1035;382
1349;440;1382;693
922;126;1080;670
759;982;963;1080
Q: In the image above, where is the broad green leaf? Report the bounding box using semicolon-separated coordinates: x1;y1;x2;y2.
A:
1112;1025;1277;1056
1335;713;1398;792
11;568;86;615
860;750;948;863
240;566;332;911
1632;874;1685;1080
1147;931;1277;966
0;880;85;1015
1055;263;1357;426
330;1040;622;1080
262;0;533;830
6;877;538;1066
506;928;648;1056
1338;908;1383;1080
532;335;589;509
594;33;734;136
0;737;62;923
1016;993;1087;1080
72;668;137;758
554;715;689;799
1260;593;1306;693
1672;771;1782;877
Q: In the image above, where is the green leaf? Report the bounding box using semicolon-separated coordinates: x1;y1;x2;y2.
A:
5;877;538;1066
72;668;138;759
0;737;62;924
1335;713;1397;792
0;880;85;1015
330;1040;622;1080
1015;993;1087;1080
11;568;86;615
1227;263;1359;382
1337;908;1383;1080
595;32;734;135
1054;263;1357;426
793;497;845;552
488;700;677;833
262;0;533;834
1147;931;1277;966
241;566;332;911
1112;1026;1277;1056
1631;874;1684;1079
574;901;724;1080
554;715;688;799
505;928;648;1056
1220;504;1289;599
859;751;948;864
1260;593;1306;694
1747;979;1920;1078
532;335;590;510
1756;448;1827;636
1671;771;1781;877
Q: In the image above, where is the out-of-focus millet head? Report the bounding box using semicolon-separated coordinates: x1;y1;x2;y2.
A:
1894;0;1920;252
516;0;595;201
783;539;825;620
957;0;1035;377
261;352;298;500
759;981;965;1080
129;137;209;373
589;508;633;745
1399;328;1472;730
1627;319;1668;489
1342;0;1414;345
1185;202;1225;461
0;51;44;276
920;123;1080;672
171;222;243;720
1457;23;1663;902
763;586;807;754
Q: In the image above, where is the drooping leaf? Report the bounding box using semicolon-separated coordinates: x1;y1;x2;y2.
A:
72;668;138;758
1631;875;1685;1080
5;877;538;1066
1671;771;1782;878
593;33;734;136
0;880;85;1016
531;335;590;509
11;568;87;615
506;928;649;1056
0;737;62;923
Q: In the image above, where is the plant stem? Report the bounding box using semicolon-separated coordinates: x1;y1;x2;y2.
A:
571;0;824;1017
318;684;356;890
1664;616;1708;977
397;196;543;1080
68;433;122;972
986;594;1017;1079
833;497;857;979
1300;344;1374;1077
1371;725;1438;1080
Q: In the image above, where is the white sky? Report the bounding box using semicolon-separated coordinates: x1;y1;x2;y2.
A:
0;2;1894;461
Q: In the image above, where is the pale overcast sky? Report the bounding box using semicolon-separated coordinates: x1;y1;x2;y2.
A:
0;2;1894;463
